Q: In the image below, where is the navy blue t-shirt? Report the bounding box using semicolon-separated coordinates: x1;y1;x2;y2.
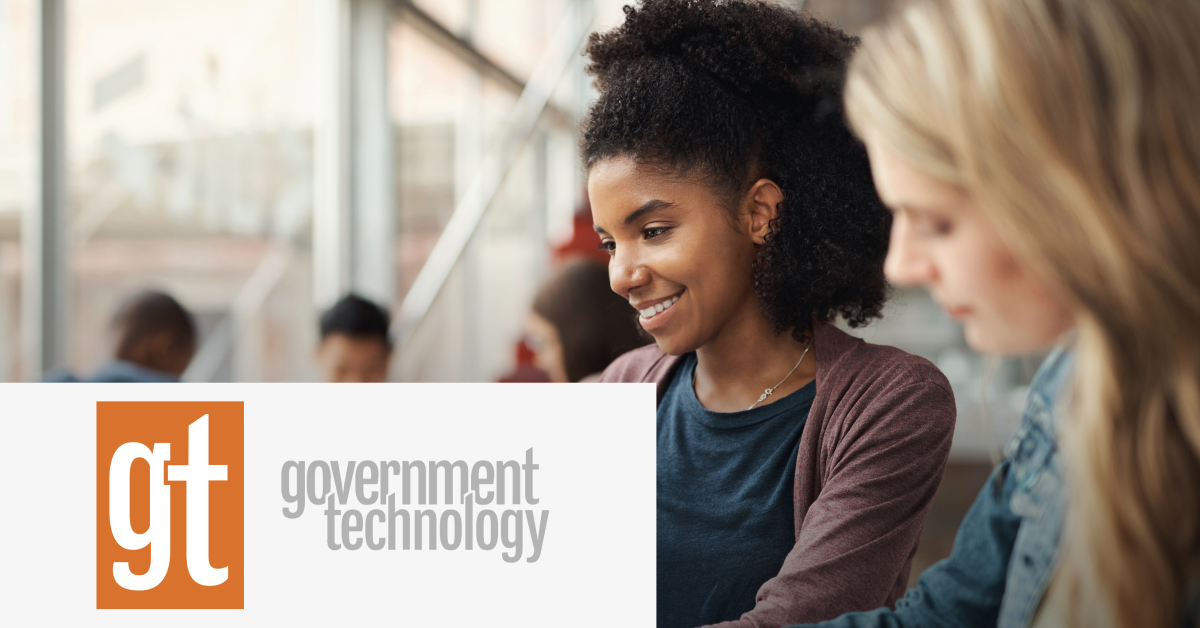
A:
657;353;815;628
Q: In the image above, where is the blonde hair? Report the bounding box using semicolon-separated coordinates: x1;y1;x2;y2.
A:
845;1;1200;626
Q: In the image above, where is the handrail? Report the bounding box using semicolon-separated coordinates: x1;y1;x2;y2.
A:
395;0;575;129
186;0;593;380
183;244;293;382
392;0;593;350
396;1;525;94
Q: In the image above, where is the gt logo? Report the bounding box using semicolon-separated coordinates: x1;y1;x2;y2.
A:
109;415;226;589
97;402;243;609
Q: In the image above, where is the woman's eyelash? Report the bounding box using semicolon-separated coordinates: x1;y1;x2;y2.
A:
912;216;952;237
922;220;952;236
643;226;671;239
596;226;671;254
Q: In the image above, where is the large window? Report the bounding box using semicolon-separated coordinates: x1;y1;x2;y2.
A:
13;0;600;383
0;0;34;381
388;0;586;382
67;0;315;381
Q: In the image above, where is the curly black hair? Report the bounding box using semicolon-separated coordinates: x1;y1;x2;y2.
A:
581;0;891;338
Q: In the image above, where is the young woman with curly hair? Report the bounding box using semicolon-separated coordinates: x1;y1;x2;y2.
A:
587;1;957;626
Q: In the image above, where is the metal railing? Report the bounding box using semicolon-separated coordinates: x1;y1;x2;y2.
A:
392;0;594;350
396;0;576;129
183;244;294;382
184;0;593;381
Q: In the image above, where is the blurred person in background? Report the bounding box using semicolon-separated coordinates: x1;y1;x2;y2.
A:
788;0;1200;627
585;1;956;626
316;294;392;383
47;290;196;383
524;257;649;383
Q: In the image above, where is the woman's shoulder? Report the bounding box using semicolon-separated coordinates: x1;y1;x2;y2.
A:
598;344;681;384
815;322;953;399
1004;346;1074;458
811;322;957;464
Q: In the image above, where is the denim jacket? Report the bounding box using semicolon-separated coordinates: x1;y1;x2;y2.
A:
792;348;1074;628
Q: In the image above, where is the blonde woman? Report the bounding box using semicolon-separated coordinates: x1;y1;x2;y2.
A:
788;0;1200;627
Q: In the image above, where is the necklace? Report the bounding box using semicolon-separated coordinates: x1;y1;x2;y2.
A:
692;342;813;411
746;344;811;410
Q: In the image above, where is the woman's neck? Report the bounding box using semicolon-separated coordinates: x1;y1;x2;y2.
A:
692;308;816;413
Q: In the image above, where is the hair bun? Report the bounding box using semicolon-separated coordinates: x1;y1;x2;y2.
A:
588;0;855;102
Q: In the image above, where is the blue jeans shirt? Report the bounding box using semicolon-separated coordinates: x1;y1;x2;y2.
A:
791;348;1074;628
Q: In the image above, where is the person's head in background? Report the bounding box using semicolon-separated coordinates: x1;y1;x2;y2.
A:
526;258;649;382
846;0;1200;625
317;294;392;383
111;290;197;378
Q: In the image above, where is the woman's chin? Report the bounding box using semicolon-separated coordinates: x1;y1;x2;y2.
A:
651;332;699;357
963;320;1058;357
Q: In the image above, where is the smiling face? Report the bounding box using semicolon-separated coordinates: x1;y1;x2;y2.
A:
864;134;1076;355
589;156;770;356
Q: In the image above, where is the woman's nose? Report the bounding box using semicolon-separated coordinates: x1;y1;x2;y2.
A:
884;218;937;287
608;247;651;297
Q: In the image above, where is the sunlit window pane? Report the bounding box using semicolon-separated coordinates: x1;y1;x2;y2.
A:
0;0;35;382
67;0;315;381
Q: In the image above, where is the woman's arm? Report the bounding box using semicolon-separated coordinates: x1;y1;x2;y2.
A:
790;459;1025;628
704;378;956;627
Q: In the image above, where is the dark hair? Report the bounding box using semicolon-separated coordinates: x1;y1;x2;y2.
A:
112;290;197;359
320;294;392;348
581;0;891;337
533;258;650;382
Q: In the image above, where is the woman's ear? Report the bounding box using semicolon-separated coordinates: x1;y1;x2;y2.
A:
746;179;784;244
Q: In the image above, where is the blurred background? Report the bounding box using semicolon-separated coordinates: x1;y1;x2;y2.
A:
0;0;1046;575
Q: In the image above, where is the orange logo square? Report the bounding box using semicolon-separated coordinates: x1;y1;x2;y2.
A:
96;402;244;609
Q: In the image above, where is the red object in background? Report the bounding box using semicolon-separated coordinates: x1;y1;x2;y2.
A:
551;194;608;264
497;338;551;383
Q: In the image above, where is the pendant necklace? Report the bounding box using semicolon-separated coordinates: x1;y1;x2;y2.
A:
693;342;813;411
747;344;811;410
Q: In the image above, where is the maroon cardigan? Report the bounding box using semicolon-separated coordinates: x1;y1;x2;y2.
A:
599;321;956;627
